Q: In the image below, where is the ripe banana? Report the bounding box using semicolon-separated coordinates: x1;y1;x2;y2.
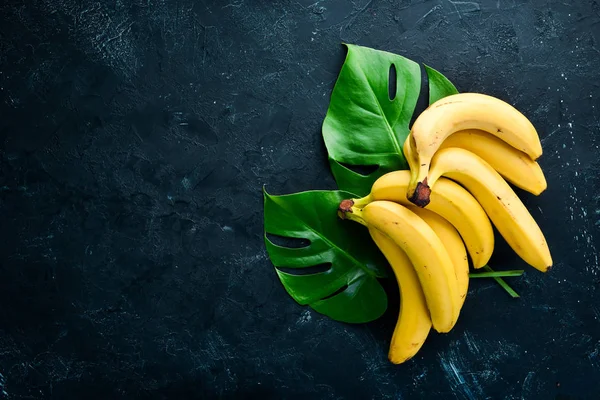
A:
404;205;469;306
347;170;493;269
427;147;552;272
406;93;543;206
439;129;547;195
338;200;460;333
369;228;431;364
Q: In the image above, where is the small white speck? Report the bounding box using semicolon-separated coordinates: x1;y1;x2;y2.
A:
213;101;216;104
297;310;312;325
568;122;572;128
560;100;564;103
561;73;564;77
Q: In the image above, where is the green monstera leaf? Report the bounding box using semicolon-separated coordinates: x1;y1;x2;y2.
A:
323;44;458;196
264;189;388;323
426;64;459;104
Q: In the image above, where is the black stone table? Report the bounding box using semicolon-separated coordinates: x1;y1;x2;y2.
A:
1;1;599;398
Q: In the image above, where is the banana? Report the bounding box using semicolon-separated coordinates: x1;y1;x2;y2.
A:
427;147;552;272
339;200;460;333
346;170;493;269
406;93;543;206
369;228;431;364
439;129;547;195
404;205;469;306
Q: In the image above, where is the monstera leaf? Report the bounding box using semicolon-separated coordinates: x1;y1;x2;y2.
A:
323;44;458;196
426;64;460;104
264;189;388;323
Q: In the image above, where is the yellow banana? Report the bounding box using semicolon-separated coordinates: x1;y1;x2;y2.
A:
404;205;469;306
369;228;431;364
406;93;543;206
346;170;493;269
427;147;552;272
339;200;460;333
439;129;547;195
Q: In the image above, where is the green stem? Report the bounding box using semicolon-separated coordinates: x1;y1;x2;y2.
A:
469;270;524;278
471;265;521;298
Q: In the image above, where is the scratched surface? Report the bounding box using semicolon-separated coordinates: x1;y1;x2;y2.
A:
0;0;599;398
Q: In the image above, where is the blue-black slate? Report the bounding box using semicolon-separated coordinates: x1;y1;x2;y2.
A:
0;0;599;399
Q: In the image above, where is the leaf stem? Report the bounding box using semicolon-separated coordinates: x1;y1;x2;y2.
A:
471;265;521;298
469;270;524;278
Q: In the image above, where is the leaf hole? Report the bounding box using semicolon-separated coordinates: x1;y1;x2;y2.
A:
277;263;332;276
320;284;349;300
388;63;397;101
338;162;379;177
409;63;430;128
266;233;310;249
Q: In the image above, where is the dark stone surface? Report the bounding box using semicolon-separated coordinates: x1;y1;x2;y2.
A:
1;0;599;398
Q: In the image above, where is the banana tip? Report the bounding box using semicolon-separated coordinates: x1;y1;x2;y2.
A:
388;353;412;364
338;199;355;218
408;178;431;208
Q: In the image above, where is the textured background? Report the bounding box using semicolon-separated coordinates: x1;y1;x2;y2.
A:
1;0;599;398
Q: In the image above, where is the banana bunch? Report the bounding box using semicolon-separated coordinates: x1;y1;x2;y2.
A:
338;93;552;364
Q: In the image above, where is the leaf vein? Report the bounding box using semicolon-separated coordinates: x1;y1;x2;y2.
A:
269;197;375;278
357;64;403;158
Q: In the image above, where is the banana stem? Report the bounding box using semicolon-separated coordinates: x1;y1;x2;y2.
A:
352;195;373;209
337;200;368;227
